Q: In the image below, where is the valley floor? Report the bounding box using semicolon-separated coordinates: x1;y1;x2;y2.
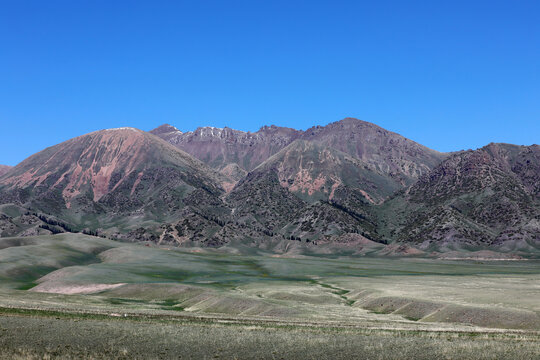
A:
0;234;539;359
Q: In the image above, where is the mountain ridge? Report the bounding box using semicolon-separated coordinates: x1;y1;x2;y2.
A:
0;119;537;257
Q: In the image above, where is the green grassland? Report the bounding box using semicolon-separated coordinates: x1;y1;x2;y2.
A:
0;234;539;359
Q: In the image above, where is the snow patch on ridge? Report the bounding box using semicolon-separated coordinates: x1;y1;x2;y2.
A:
105;127;141;132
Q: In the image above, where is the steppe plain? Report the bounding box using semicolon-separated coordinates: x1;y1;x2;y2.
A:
0;233;538;359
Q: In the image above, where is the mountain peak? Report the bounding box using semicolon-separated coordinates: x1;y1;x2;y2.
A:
149;124;182;135
338;117;372;124
106;127;141;131
0;127;224;208
257;124;299;132
300;118;446;184
333;117;383;128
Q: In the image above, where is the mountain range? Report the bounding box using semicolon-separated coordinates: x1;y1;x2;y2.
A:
1;118;538;257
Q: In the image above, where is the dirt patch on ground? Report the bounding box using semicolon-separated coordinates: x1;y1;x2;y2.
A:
30;282;126;295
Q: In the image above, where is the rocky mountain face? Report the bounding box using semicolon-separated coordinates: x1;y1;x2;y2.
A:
300;118;446;185
251;140;401;204
0;128;228;239
151;119;445;186
224;140;399;243
380;143;540;252
148;118;446;245
0;119;538;256
226;169;381;244
150;124;301;172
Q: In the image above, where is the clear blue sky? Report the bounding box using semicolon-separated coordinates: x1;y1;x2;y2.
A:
1;1;538;165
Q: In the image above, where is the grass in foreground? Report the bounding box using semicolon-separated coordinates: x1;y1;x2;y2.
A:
0;310;539;360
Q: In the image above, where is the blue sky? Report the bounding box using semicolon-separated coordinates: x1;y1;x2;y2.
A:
1;0;538;165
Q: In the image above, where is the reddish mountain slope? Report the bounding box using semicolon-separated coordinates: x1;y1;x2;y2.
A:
1;120;536;256
249;140;400;204
301;118;446;185
150;124;301;171
0;128;226;234
0;165;11;177
152;118;446;187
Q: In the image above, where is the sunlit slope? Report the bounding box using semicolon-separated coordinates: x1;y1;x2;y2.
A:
0;128;227;236
300;118;446;185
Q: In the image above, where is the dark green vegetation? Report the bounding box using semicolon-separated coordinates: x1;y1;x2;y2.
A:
0;233;539;358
